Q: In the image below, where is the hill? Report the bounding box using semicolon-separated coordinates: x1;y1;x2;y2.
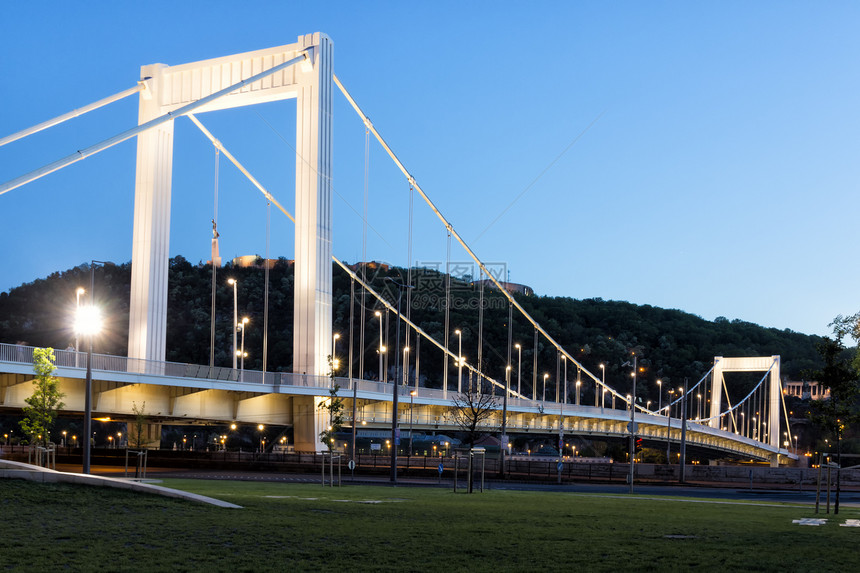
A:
0;257;824;404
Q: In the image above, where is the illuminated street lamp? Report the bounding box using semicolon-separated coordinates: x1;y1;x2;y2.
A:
239;317;249;380
409;390;417;456
543;373;549;402
75;270;103;474
227;278;238;369
75;287;85;366
258;424;265;453
62;430;67;447
515;343;522;396
375;310;384;382
333;333;340;371
455;329;463;393
657;379;662;416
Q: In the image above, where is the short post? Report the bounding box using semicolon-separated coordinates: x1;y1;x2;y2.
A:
815;453;822;514
468;451;474;494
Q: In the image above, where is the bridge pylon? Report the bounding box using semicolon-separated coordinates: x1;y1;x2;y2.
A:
127;35;333;451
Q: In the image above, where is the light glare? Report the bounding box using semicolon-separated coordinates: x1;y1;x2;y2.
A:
74;306;102;335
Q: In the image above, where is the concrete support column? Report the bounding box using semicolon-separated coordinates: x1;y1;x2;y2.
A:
768;356;781;449
709;358;723;429
293;395;325;452
128;63;173;363
127;421;162;450
293;33;334;378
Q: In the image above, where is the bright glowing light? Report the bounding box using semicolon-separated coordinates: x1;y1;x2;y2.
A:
74;305;102;336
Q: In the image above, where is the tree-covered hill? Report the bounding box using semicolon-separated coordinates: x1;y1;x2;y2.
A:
0;257;824;404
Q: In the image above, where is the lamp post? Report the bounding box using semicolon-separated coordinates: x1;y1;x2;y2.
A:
227;278;238;370
501;364;510;477
599;364;605;407
62;430;67;447
542;373;549;402
678;384;687;483
403;346;410;385
455;329;462;393
657;379;662;416
386;277;413;484
409;390;417;456
258;424;265;453
375;310;384;382
515;343;522;396
75;261;104;475
562;356;567;405
332;333;340;371
667;388;674;462
628;353;637;494
239;317;249;380
75;287;85;367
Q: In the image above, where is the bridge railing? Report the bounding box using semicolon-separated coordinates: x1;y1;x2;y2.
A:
0;342;340;388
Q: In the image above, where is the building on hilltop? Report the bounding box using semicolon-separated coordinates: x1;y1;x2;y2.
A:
471;279;534;296
783;380;830;401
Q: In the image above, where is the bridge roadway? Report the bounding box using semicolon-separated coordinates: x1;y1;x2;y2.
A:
0;343;792;462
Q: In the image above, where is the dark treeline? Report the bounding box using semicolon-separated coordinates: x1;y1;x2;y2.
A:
0;257;824;403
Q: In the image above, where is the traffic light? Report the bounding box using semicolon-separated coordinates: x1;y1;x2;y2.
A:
635;437;643;453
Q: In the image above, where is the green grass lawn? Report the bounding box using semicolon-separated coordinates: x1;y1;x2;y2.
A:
1;478;858;572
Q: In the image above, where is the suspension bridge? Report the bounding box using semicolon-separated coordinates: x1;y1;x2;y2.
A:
0;34;796;465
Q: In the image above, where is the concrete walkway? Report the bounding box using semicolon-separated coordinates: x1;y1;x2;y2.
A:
0;459;242;508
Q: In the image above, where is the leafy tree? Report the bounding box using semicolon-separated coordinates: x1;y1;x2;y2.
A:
318;355;344;450
806;336;860;443
19;347;65;446
130;401;148;449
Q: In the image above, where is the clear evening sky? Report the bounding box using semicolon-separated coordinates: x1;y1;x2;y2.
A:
1;2;858;337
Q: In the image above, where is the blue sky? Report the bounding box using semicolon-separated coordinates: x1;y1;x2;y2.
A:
1;1;858;337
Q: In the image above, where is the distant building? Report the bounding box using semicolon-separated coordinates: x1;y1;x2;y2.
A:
231;256;289;269
348;261;390;272
472;279;534;296
783;380;830;401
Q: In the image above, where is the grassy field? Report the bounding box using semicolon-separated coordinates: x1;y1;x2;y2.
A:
1;478;858;572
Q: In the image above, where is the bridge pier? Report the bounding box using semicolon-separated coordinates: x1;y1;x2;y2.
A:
292;395;325;452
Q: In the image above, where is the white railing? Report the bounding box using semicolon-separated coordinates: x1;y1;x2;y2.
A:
0;342;330;388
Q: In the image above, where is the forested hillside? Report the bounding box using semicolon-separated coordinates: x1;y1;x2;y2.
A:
0;257;824;404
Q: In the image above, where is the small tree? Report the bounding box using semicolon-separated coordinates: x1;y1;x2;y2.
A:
451;377;499;449
20;347;66;446
130;401;148;449
319;355;345;451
